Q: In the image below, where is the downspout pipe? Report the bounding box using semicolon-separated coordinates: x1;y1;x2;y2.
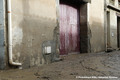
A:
7;0;22;66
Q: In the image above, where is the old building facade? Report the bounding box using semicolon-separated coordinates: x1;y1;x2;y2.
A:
0;0;120;69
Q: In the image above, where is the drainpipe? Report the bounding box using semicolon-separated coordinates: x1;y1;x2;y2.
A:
7;0;22;66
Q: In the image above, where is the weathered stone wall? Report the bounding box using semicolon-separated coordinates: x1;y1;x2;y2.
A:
88;0;105;52
11;0;57;68
80;4;89;53
3;0;119;69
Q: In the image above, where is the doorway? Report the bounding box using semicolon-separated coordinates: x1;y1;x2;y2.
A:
107;12;111;48
59;1;80;55
117;17;120;48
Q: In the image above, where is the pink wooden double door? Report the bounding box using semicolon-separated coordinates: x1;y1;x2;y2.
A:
59;3;80;55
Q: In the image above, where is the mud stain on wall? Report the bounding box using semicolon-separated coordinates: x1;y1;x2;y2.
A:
11;0;57;68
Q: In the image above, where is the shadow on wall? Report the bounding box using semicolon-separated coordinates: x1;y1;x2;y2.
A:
12;0;57;69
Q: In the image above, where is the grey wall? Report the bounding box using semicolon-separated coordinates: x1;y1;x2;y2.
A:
10;0;57;68
0;0;5;69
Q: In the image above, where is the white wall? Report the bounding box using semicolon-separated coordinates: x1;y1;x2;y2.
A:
88;0;105;52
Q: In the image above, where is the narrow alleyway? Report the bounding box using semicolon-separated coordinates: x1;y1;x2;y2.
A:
0;51;120;80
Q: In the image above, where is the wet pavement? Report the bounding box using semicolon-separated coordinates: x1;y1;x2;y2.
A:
0;51;120;80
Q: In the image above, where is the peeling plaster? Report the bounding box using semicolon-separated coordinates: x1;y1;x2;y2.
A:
12;27;23;47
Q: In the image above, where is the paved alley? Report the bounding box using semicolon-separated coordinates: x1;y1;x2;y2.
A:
0;51;120;80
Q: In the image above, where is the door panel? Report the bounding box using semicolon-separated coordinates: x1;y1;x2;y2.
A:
59;3;80;55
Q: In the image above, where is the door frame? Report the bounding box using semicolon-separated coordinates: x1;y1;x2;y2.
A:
107;11;111;48
55;0;90;54
116;13;120;48
59;1;80;55
117;16;120;48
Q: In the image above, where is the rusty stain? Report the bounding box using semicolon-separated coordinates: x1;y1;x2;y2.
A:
8;11;11;13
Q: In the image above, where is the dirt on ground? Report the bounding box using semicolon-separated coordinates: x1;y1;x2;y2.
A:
0;51;120;80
